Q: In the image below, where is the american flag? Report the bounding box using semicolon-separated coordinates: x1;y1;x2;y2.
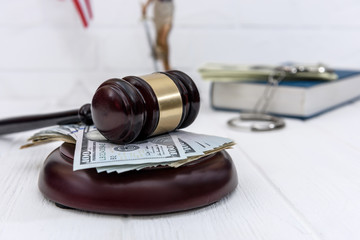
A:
73;0;93;28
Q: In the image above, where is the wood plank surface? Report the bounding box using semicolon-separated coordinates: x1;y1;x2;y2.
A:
0;98;322;240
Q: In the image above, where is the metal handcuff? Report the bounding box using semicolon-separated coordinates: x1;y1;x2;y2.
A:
227;64;330;131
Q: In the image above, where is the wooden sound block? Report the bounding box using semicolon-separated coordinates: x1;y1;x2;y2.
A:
38;143;238;215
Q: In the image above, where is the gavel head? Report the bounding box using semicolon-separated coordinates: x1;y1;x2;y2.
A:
90;70;200;144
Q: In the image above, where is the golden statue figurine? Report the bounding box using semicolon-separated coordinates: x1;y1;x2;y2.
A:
142;0;174;71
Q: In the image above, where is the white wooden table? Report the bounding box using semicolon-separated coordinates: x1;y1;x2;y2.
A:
1;84;360;240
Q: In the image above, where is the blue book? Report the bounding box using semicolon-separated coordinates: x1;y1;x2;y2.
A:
210;70;360;119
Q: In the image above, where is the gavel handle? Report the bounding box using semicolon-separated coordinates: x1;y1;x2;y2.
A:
0;104;92;135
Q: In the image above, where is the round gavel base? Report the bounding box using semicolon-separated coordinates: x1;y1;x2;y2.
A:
38;143;238;215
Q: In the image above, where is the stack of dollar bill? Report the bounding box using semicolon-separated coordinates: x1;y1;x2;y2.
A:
22;125;235;174
198;62;338;82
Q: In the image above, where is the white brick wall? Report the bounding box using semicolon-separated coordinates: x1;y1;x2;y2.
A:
1;0;360;107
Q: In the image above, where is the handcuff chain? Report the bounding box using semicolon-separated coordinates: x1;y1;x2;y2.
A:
227;69;287;131
253;70;286;114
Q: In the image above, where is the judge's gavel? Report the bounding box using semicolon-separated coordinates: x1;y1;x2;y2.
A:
0;70;200;144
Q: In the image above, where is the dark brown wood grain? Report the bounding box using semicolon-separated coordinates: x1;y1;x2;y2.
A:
38;143;238;215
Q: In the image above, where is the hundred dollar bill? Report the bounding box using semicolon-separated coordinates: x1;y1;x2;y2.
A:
198;62;338;81
167;132;235;168
21;124;236;174
73;126;187;171
20;135;76;149
20;125;82;148
21;125;99;148
96;131;235;173
96;133;206;173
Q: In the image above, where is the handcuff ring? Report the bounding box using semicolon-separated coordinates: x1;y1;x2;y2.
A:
227;113;285;131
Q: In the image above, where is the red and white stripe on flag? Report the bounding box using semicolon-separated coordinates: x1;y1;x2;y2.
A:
73;0;93;28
